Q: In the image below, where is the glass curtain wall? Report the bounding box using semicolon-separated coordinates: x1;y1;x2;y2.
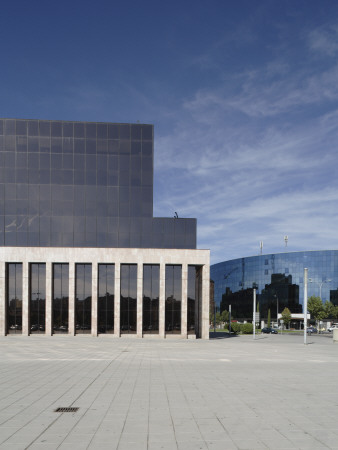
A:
165;265;182;334
30;264;46;334
143;265;159;334
120;264;137;334
7;263;23;334
187;266;202;337
75;264;92;334
53;264;69;333
98;264;115;334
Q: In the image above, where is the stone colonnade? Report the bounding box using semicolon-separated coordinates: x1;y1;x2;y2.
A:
0;247;210;339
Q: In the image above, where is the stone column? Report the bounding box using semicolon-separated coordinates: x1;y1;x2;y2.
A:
137;263;143;338
0;261;5;336
22;262;29;336
159;263;165;338
114;263;120;336
181;264;188;338
68;263;75;336
201;263;210;340
45;262;52;336
91;263;98;337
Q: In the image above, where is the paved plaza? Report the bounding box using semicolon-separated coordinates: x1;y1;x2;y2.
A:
0;334;338;450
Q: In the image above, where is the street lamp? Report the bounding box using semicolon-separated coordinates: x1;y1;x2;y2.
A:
308;278;331;333
308;278;331;300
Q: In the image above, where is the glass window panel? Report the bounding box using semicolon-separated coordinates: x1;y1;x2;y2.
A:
28;121;39;136
63;122;73;137
119;124;130;139
142;141;152;156
39;121;50;137
98;264;115;334
108;124;119;139
30;264;46;334
39;137;50;153
74;139;85;154
51;137;62;153
53;264;69;333
143;265;159;334
165;265;182;334
86;123;96;139
7;263;23;334
16;120;27;136
142;125;152;140
4;119;15;135
97;123;107;139
108;140;119;154
120;264;137;334
131;124;142;140
75;264;92;334
74;122;85;138
51;121;62;137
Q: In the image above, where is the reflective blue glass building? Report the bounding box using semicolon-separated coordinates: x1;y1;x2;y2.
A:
211;251;338;319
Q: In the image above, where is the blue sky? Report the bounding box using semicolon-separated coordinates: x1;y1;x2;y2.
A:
1;0;338;264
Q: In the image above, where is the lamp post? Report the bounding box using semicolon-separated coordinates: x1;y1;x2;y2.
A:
308;278;331;333
274;293;279;329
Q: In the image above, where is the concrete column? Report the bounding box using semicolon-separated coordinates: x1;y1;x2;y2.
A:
201;263;210;340
22;262;29;336
114;263;120;336
0;261;5;336
159;263;165;338
45;262;52;336
137;263;143;338
68;263;75;336
91;263;98;337
181;264;188;338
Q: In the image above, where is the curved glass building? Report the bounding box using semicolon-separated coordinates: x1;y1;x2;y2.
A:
211;251;338;320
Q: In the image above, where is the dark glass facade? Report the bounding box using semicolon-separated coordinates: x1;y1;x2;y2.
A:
211;250;338;320
0;118;196;249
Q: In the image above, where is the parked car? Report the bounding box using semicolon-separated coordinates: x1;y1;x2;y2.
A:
307;326;318;333
328;325;338;332
261;327;278;334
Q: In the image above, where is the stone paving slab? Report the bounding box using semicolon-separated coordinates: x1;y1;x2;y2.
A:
0;334;338;449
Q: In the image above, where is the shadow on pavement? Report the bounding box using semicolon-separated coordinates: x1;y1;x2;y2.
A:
209;332;240;339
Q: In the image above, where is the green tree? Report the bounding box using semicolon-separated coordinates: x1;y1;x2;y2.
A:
324;301;335;319
281;307;291;329
221;310;229;323
333;305;338;320
267;308;271;328
307;296;326;332
215;311;221;325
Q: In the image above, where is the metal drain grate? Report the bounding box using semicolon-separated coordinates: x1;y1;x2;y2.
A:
54;407;79;413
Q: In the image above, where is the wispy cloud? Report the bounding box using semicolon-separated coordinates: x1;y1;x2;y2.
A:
154;22;338;264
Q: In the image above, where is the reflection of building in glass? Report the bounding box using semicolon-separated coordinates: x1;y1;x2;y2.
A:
0;119;209;338
211;251;338;320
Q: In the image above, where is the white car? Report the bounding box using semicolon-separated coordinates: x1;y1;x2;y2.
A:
328;324;338;332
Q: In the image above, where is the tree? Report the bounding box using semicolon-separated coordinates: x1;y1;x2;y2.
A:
307;296;326;332
324;301;335;319
221;310;229;323
281;307;291;329
267;308;271;328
